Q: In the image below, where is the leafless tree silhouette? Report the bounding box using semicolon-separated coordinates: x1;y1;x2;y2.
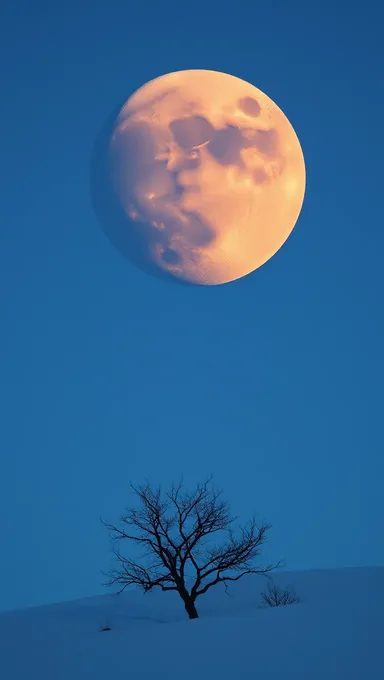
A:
102;477;281;619
260;582;300;608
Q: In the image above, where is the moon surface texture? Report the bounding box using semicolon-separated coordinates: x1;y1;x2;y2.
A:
109;70;306;285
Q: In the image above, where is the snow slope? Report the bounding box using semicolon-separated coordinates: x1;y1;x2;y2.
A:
0;566;383;679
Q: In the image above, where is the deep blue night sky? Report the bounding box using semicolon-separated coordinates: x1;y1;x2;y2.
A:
1;1;383;611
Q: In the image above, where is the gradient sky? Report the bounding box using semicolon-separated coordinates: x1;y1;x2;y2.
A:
1;1;383;612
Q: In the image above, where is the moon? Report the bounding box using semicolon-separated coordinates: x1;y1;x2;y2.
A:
109;69;305;285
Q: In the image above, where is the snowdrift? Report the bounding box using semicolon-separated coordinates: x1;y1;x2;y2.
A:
0;566;382;679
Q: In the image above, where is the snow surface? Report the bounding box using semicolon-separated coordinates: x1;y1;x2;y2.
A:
0;566;383;679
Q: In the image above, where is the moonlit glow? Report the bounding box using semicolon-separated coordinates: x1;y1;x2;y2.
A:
109;69;306;285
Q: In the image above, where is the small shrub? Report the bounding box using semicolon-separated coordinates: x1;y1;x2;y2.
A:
260;582;300;608
99;623;112;632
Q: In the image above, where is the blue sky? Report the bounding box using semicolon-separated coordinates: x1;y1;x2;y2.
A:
1;1;383;612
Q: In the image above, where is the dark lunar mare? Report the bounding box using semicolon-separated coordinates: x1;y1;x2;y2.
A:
89;102;191;287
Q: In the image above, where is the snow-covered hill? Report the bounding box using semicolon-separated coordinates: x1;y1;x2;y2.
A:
0;566;383;679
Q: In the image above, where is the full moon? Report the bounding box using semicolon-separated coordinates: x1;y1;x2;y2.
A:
109;69;306;285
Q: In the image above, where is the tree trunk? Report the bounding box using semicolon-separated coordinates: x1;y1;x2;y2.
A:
184;597;199;619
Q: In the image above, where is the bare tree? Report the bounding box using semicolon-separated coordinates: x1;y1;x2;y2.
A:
260;582;300;608
102;477;281;619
